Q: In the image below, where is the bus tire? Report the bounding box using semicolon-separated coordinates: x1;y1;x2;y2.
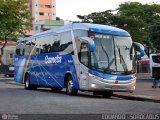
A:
102;91;113;98
66;76;78;96
5;74;9;77
24;75;37;90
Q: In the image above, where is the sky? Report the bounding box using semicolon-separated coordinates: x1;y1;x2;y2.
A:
56;0;160;21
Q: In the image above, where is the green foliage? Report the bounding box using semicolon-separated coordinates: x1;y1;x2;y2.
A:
77;2;160;52
0;0;33;41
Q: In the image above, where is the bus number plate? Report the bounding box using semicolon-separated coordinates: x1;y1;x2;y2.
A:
111;86;120;90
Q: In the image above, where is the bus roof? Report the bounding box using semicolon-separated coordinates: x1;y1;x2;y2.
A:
18;23;130;42
73;23;130;36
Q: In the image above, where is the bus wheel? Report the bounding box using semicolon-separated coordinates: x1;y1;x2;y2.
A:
5;74;9;77
66;76;78;96
25;75;36;90
102;91;113;98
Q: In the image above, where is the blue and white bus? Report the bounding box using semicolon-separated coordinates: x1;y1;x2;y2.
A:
14;23;144;97
150;53;160;77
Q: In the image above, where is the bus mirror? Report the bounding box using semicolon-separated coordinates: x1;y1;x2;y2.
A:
133;42;145;57
80;37;95;52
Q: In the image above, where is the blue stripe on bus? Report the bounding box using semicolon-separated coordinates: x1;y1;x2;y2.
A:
89;28;130;36
88;69;135;81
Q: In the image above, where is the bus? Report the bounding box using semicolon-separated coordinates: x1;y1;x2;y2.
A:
14;23;144;98
0;42;15;77
150;53;160;77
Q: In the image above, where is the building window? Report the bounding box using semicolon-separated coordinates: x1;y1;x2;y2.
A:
45;5;52;8
44;12;52;16
44;13;49;16
48;13;52;16
39;12;44;15
39;4;45;8
10;54;13;58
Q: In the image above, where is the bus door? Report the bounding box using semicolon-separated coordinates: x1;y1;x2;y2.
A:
79;42;90;90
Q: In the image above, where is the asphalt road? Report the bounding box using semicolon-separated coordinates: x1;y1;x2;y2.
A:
0;77;160;119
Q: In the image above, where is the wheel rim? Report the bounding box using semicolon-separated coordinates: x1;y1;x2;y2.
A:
67;80;73;93
25;77;29;88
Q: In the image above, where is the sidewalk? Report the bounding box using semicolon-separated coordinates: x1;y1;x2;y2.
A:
114;79;160;103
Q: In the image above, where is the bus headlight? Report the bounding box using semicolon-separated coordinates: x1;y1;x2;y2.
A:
88;73;94;77
91;83;96;88
133;85;136;90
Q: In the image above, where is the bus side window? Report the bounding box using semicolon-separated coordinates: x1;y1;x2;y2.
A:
22;49;25;56
50;41;60;52
48;44;52;52
59;32;73;54
39;45;43;53
36;47;40;54
36;43;41;54
16;48;24;56
16;49;21;55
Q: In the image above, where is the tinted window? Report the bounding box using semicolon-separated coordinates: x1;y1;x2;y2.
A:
152;56;160;63
16;48;21;55
59;32;73;53
16;43;25;56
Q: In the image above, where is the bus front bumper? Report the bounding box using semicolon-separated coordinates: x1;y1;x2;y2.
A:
88;77;136;92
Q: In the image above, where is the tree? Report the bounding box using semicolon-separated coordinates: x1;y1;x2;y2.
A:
118;2;160;52
0;0;33;65
77;10;114;24
77;2;160;52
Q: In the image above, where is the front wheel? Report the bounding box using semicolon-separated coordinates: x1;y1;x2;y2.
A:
66;76;78;96
24;75;37;90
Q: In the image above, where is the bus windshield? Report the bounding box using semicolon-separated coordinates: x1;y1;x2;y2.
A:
91;33;134;74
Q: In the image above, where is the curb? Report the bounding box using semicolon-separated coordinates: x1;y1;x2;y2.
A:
113;94;160;103
6;81;24;86
136;79;153;81
137;78;153;80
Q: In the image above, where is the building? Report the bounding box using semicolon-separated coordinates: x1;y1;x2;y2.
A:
27;0;57;35
29;0;56;22
34;20;64;33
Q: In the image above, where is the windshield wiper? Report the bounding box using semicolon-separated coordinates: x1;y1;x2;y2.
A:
104;58;115;73
100;39;110;70
118;47;128;74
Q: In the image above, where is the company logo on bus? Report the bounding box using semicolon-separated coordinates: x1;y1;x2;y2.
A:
45;55;62;64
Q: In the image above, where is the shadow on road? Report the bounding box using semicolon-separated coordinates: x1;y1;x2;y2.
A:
26;88;121;100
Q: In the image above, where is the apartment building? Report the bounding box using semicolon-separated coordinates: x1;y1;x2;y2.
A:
26;0;57;35
29;0;56;22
